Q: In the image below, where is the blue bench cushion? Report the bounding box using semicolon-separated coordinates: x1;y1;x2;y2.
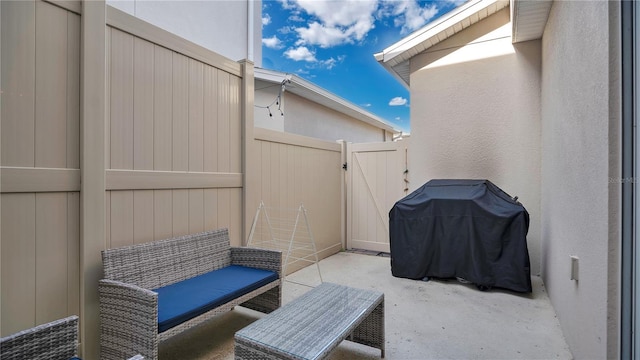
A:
154;265;278;332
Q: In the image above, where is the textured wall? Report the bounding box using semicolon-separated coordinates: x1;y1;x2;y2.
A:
541;1;616;358
284;92;386;143
409;8;542;275
254;80;388;142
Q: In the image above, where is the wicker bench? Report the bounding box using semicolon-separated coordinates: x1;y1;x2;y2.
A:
99;228;282;360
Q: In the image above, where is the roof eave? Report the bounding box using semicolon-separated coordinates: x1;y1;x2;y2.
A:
375;0;510;85
374;52;411;88
255;68;400;133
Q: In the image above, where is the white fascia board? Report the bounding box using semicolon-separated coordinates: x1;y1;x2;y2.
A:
379;0;499;64
375;0;508;86
374;51;411;89
254;68;400;133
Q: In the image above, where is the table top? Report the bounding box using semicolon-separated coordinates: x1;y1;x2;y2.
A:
235;282;383;360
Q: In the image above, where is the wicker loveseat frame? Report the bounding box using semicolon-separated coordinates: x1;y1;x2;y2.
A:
99;228;282;360
0;316;79;360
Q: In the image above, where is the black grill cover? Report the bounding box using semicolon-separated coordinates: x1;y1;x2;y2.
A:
389;179;532;293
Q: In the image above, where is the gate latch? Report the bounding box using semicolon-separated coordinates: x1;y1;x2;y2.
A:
342;162;348;170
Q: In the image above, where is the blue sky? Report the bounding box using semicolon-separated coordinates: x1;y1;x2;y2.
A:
261;0;464;133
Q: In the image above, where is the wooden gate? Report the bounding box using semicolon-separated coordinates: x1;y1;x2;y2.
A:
346;140;408;253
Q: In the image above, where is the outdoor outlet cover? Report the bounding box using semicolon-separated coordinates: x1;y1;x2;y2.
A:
570;255;579;281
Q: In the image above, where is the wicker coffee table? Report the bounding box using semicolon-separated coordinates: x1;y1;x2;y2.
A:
234;282;384;360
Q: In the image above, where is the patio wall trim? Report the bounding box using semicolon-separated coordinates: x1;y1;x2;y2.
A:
106;6;242;77
46;0;80;14
1;167;80;193
105;170;242;190
254;127;341;152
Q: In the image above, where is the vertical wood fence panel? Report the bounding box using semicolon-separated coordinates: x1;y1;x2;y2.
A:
105;8;244;248
1;0;81;337
1;1;36;167
1;3;245;345
250;129;343;265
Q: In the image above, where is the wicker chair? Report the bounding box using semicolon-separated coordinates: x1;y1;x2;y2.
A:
0;316;79;360
0;315;144;360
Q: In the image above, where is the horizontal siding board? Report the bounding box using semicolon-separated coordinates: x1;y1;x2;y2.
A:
1;167;80;193
105;170;242;190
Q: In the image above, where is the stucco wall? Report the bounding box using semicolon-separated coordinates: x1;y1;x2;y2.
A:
106;0;262;66
254;82;388;143
254;80;285;132
285;93;387;143
409;7;542;275
541;1;618;358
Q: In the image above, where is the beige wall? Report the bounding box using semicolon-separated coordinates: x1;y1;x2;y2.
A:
105;22;244;247
255;80;389;143
247;128;343;273
540;1;619;358
0;3;248;357
409;7;542;274
1;0;81;336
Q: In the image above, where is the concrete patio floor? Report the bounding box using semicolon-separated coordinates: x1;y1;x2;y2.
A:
158;251;572;359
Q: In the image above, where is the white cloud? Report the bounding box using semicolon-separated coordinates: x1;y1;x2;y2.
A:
287;0;378;47
278;26;296;35
389;97;408;106
262;13;271;26
284;46;317;62
382;0;440;34
262;35;284;49
289;14;306;22
319;55;345;69
362;103;372;107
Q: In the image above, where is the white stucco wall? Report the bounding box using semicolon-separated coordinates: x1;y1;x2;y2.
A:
254;80;285;132
409;7;542;275
254;80;388;143
107;0;262;66
541;1;617;358
284;93;387;143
